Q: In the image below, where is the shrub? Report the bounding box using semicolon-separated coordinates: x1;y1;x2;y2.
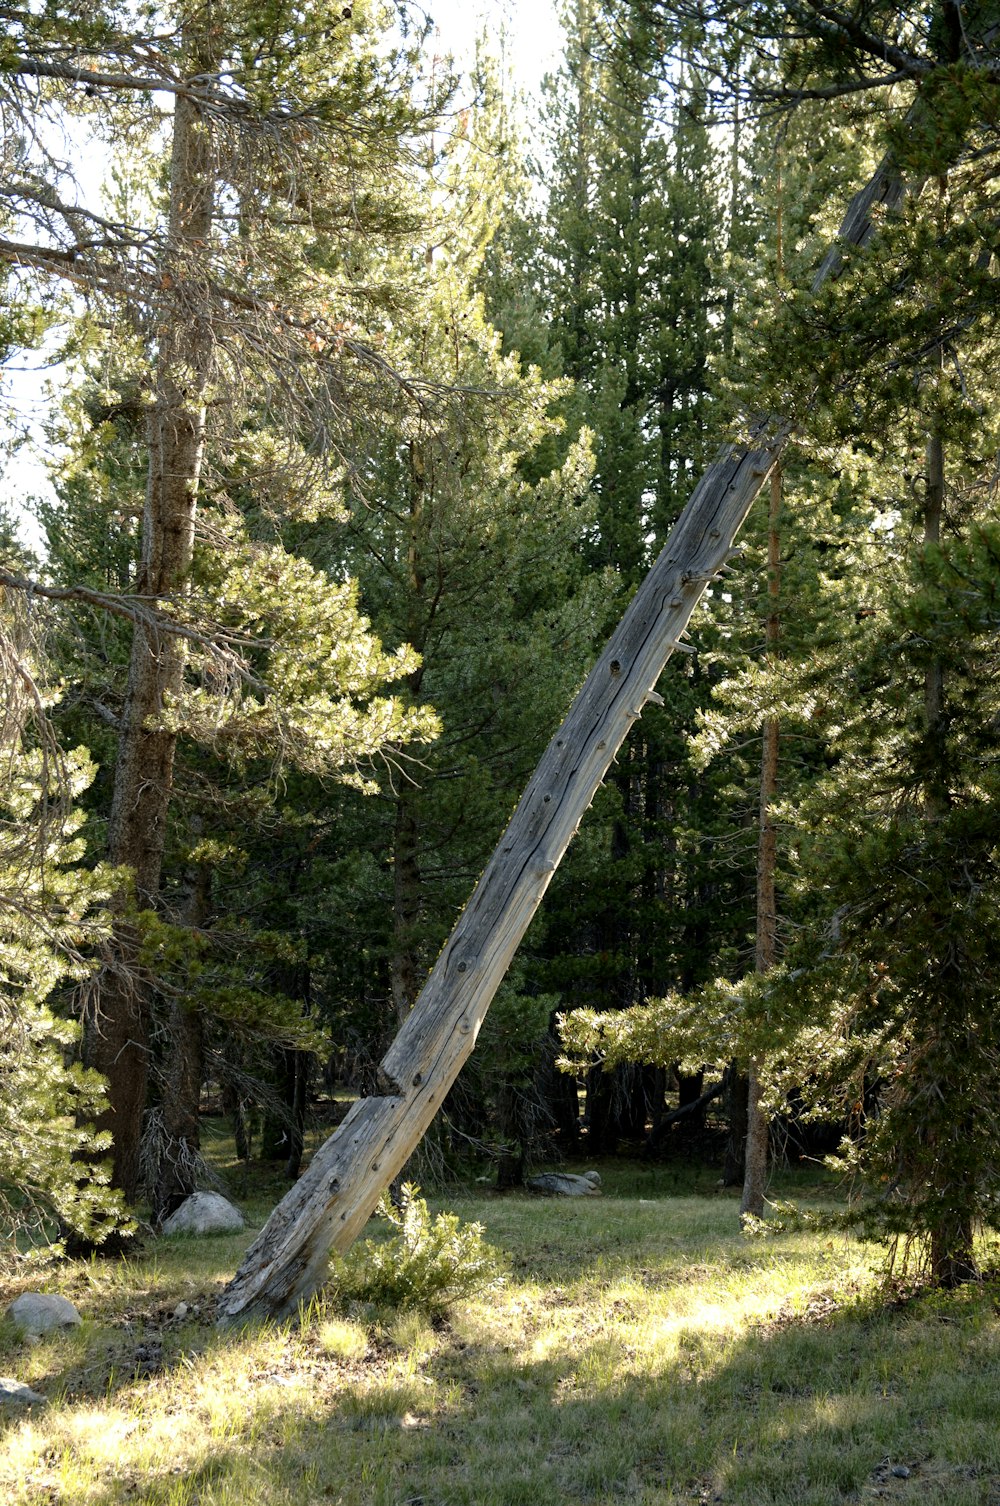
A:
328;1184;506;1315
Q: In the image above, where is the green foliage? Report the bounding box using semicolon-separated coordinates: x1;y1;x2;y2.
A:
0;615;129;1249
328;1184;506;1315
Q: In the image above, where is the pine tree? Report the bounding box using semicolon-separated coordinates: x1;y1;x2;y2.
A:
318;76;604;1177
0;572;126;1246
1;0;453;1205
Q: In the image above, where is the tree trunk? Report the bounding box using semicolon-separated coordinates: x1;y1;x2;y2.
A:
83;38;216;1203
391;789;422;1025
218;430;783;1322
741;463;782;1219
921;408;977;1282
284;1050;310;1182
221;1079;254;1162
152;841;212;1225
722;1065;749;1186
930;1216;978;1288
217;151;910;1328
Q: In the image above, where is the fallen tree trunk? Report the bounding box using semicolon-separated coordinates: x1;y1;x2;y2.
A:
217;152;908;1327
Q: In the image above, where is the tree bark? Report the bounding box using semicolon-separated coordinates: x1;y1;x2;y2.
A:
217;149;910;1328
721;1065;749;1186
391;789;422;1025
921;404;976;1283
284;1049;311;1182
742;463;782;1219
152;850;212;1224
83;32;216;1203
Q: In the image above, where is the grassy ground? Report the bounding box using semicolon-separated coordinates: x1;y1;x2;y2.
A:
2;1149;1000;1506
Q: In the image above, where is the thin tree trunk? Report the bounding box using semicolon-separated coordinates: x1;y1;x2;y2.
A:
741;464;782;1218
922;406;976;1284
285;1049;310;1182
218;150;911;1328
391;790;422;1025
722;1065;749;1186
221;1079;253;1162
83;33;216;1203
152;847;212;1224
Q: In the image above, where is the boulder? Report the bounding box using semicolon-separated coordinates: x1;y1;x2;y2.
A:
526;1170;602;1197
0;1377;47;1409
7;1293;81;1337
160;1192;245;1236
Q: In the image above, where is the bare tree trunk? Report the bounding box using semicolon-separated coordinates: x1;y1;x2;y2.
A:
152;846;212;1225
722;1065;749;1186
217;152;910;1328
741;464;782;1218
218;431;784;1321
921;409;976;1284
83;36;216;1203
391;790;422;1025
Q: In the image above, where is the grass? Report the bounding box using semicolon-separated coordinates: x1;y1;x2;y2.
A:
2;1156;1000;1505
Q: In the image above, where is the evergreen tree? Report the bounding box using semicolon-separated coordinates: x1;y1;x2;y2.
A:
0;573;126;1247
319;78;605;1177
1;0;452;1205
565;0;1000;1269
517;0;758;1152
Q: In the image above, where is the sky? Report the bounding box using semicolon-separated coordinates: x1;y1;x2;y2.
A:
0;0;565;554
428;0;564;95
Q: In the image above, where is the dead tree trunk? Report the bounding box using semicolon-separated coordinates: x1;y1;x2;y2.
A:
218;432;782;1322
217;153;909;1328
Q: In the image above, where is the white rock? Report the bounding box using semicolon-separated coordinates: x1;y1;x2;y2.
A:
526;1170;602;1197
0;1377;47;1408
7;1293;82;1337
160;1192;245;1236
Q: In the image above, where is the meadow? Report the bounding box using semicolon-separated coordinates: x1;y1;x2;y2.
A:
2;1141;1000;1506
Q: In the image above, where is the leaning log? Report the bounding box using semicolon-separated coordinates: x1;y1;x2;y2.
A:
217;153;909;1326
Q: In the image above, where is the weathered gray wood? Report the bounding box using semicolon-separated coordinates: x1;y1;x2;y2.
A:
217;151;909;1327
216;434;783;1322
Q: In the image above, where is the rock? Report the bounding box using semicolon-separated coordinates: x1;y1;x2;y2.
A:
891;1465;911;1479
0;1377;47;1409
7;1293;82;1337
173;1301;189;1320
160;1192;245;1236
526;1170;602;1197
132;1341;163;1378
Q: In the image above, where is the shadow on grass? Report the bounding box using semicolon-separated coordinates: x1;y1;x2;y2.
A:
8;1276;999;1506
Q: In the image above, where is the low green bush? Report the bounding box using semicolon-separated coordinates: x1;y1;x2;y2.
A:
329;1183;506;1315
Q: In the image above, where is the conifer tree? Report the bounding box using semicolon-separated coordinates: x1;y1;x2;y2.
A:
0;0;452;1205
319;74;605;1175
0;569;127;1246
520;0;761;1151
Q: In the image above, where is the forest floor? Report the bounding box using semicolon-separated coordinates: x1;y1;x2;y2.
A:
2;1133;1000;1506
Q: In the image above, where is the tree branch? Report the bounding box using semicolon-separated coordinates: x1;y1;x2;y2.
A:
791;0;931;79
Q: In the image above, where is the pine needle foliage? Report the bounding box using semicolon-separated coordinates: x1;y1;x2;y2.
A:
328;1184;507;1315
0;607;129;1252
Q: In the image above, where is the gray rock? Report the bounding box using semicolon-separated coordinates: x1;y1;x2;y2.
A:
160;1192;245;1236
0;1377;47;1409
7;1292;82;1337
526;1170;602;1197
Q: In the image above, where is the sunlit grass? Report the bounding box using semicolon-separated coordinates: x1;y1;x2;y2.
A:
2;1162;1000;1504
